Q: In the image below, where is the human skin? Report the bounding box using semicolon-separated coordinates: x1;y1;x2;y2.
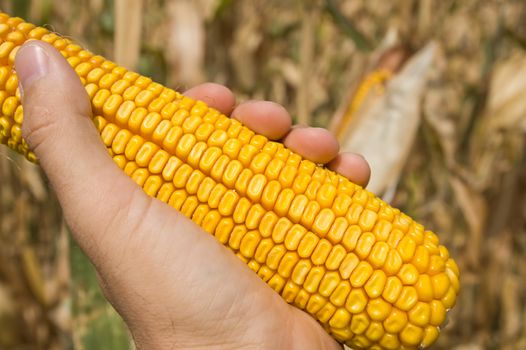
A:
15;41;371;350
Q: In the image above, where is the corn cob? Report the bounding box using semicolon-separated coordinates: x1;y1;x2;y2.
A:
0;14;459;350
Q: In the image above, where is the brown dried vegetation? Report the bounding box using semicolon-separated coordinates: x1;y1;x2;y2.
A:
0;0;525;349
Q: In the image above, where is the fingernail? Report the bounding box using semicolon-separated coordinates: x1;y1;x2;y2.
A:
15;44;49;98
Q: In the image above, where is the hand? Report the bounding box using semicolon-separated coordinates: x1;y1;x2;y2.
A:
15;41;370;350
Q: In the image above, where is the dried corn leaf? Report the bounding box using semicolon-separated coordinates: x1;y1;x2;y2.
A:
485;53;526;132
115;0;143;70
339;42;437;195
166;0;206;87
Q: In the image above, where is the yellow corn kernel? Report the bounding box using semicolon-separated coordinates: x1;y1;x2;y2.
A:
230;196;252;223
317;302;337;323
359;209;377;232
217;190;239;217
400;323;424;346
383;249;403;275
202;210;221;234
431;272;450;299
255;265;273;283
355;232;376;259
144;175;163;197
383;276;403;304
397;236;417;262
0;117;12;137
421;326;440;348
157;183;175;203
208;183;227;208
151;120;172;145
135;141;159;168
246;204;265;230
341;225;361;251
291;172;311;194
366;298;392;322
339;253;360;279
319;271;340;297
123;162;138;176
372;220;392;242
2;96;17;117
250;152;271;174
140;112;162;137
185;170;205;195
228;225;248;250
311;239;332;265
312;208;335;236
364;270;387;299
161;156;182;182
284;224;306;250
0;41;15;60
100;123;119;146
379;333;400;350
325;244;346;270
408;301;431;327
209;154;230;182
383;307;408;334
264;158;284;180
329;267;350;295
266;244;286;270
258;212;278;238
240;231;261;258
446;266;460;293
350;261;374;288
5;74;18;95
300;201;321;229
208;129;228;147
277;252;299;278
304;266;325;293
180;196;199;217
365;321;384;341
175;133;196;160
349;312;370;335
395;286;418;311
261;180;281;211
247;173;267;202
368;241;389;268
254;238;274;264
429;300;446;326
186;142;207;168
173;164;193;189
215;218;234;244
194;123;214;142
428;254;446;275
398;264;419;285
131;168;149;187
282;281;300;303
305;293;327;315
182;115;202;134
329;308;351;329
274;188;295;217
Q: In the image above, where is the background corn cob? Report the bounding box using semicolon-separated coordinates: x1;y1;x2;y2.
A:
0;13;459;350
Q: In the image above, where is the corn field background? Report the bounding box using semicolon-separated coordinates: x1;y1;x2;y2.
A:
0;0;525;349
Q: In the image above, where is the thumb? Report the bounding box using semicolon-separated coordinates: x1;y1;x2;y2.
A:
15;41;146;265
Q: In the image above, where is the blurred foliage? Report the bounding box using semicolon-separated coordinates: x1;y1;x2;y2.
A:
0;0;525;349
